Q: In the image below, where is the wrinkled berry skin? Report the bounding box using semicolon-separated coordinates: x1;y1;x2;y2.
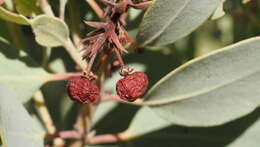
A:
67;76;99;104
116;72;149;102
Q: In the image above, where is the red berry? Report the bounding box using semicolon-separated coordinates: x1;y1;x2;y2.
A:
116;72;149;102
67;76;100;104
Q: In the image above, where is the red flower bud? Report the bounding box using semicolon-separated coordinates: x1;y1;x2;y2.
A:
116;72;148;102
67;76;99;104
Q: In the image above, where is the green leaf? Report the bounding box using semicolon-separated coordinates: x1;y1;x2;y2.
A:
0;6;30;25
143;37;260;126
14;0;41;16
0;85;44;147
31;15;70;47
137;0;220;47
0;38;50;102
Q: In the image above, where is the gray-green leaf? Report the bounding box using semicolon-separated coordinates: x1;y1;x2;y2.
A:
121;107;172;140
137;0;220;47
115;108;260;147
144;37;260;126
0;39;50;102
0;85;44;147
31;15;70;47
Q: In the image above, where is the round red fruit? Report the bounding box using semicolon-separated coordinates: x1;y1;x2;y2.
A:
116;72;148;102
67;76;100;104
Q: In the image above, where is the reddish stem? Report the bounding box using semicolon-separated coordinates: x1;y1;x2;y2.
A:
113;48;125;67
87;134;120;144
101;93;144;106
56;130;120;145
85;52;98;76
58;130;82;139
47;73;80;82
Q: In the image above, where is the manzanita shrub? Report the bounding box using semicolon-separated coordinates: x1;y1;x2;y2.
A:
0;0;260;146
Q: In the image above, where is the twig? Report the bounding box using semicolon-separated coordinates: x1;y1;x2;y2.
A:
33;90;56;135
87;134;121;144
38;0;55;17
58;130;82;139
85;0;104;19
69;105;92;147
57;130;121;145
47;73;80;82
101;93;144;106
59;0;68;20
34;91;66;147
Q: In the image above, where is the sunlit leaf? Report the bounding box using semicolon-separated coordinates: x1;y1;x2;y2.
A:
31;15;70;47
143;37;260;126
